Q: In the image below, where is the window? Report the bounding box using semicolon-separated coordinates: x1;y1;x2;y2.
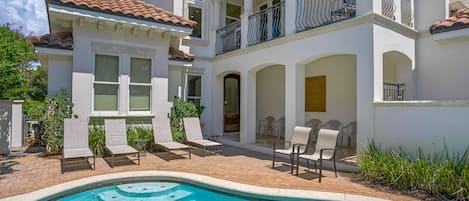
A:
129;58;151;111
94;54;119;111
189;6;203;38
187;75;202;106
305;76;326;112
225;3;241;25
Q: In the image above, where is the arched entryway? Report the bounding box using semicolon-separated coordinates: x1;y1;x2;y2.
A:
224;74;240;133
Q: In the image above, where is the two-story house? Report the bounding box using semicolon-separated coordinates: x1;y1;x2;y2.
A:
32;0;469;157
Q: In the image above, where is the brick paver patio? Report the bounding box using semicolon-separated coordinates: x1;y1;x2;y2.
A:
0;145;419;200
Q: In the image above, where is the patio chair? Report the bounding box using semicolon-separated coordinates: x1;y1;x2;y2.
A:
272;126;312;174
296;129;340;183
61;118;95;174
271;117;285;140
257;116;275;136
305;118;322;142
152;118;191;159
319;120;342;131
339;121;356;148
104;119;140;168
183;117;223;154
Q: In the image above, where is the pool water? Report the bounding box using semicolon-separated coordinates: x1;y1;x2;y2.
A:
57;181;310;201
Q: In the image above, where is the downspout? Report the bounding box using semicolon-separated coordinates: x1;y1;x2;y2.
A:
183;64;192;101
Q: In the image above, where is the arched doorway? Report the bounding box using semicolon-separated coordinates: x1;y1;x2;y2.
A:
224;74;240;132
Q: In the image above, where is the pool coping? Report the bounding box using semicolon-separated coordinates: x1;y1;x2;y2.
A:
0;171;389;201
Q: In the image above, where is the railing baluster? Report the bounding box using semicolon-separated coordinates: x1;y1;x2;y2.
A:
216;21;241;55
248;2;285;46
383;82;405;101
382;0;396;20
401;0;414;27
296;0;356;33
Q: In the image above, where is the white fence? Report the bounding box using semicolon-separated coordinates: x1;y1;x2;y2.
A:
374;101;469;155
0;100;25;155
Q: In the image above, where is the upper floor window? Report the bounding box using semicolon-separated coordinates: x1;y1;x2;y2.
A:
130;58;152;111
189;6;203;38
94;54;119;111
226;3;241;25
187;75;202;106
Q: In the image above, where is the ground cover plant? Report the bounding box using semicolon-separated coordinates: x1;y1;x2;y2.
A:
358;140;469;200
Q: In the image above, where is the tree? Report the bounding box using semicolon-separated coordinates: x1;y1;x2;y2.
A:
0;24;39;100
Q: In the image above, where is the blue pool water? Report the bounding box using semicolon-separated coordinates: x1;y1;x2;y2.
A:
57;182;317;201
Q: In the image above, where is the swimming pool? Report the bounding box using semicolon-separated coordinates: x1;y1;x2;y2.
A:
57;181;316;201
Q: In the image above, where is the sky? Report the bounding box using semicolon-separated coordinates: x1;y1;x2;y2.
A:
0;0;49;35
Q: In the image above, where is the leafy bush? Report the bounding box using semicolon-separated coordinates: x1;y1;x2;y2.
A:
358;140;469;200
41;90;73;154
127;126;154;151
169;97;204;142
89;122;105;157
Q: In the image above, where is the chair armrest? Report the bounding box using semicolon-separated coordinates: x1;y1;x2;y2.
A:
274;140;291;150
293;143;308;154
320;148;337;159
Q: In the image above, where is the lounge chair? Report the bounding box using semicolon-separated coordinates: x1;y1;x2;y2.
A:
104;119;140;167
295;128;340;183
61;118;95;174
183;117;223;154
272;126;312;174
152;118;191;159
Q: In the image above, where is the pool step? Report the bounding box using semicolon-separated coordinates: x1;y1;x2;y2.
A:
98;189;192;201
116;182;179;197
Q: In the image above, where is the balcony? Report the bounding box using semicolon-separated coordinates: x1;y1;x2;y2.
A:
381;0;414;27
248;2;285;46
215;0;357;55
216;20;241;55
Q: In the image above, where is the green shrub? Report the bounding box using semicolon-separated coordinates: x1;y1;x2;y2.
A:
41;90;73;154
127;126;154;151
169;97;204;142
358;140;469;200
88;122;105;157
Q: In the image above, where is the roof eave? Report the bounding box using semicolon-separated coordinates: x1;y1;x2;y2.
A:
49;3;193;37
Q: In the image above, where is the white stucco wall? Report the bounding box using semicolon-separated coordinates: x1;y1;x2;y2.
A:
0;100;24;154
416;37;469;100
168;65;184;102
47;55;73;96
72;21;171;118
305;55;357;127
256;65;285;123
374;102;469;155
141;0;173;12
0;101;12;154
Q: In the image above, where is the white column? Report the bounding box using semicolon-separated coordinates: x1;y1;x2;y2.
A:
173;0;184;16
240;0;253;48
240;70;256;144
285;0;297;35
152;48;171;118
395;0;402;25
11;100;24;148
357;0;382;16
284;63;305;143
356;52;375;151
210;0;222;57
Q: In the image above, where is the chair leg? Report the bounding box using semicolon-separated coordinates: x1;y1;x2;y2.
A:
111;154;114;168
306;160;310;170
272;151;276;168
137;152;140;165
319;159;323;183
61;158;64;174
189;147;192;159
290;154;294;174
333;158;337;177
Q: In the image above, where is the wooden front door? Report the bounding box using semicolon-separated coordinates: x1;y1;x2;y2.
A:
224;74;240;132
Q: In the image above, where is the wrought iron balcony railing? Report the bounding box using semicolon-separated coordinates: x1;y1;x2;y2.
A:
248;2;285;46
296;0;356;33
216;20;241;55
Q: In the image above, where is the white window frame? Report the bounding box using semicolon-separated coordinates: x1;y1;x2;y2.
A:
225;2;242;26
186;73;203;106
186;1;205;40
92;52;121;115
128;56;153;114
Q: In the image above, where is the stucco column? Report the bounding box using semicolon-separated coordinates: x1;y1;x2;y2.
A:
285;0;297;35
356;52;375;151
357;0;382;16
119;55;130;115
284;63;305;143
239;70;256;144
10;100;24;148
211;0;222;56
241;0;253;48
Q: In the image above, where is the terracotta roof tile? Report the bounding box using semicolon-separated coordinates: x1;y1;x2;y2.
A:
430;8;469;34
169;47;195;62
49;0;196;28
28;32;73;50
29;32;195;62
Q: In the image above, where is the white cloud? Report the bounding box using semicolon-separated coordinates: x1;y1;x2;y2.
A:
0;0;49;35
